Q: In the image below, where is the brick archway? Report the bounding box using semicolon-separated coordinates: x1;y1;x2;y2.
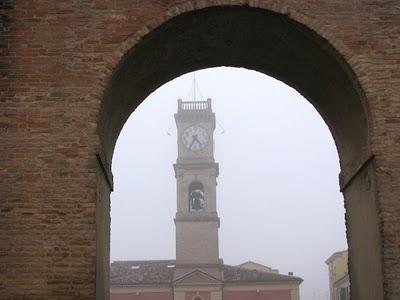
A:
98;5;383;300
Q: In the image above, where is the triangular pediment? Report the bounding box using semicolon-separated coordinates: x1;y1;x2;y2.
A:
174;269;222;286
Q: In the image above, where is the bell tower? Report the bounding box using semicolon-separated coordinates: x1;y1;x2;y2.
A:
173;98;221;279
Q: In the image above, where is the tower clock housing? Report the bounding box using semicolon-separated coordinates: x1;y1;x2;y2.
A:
173;98;221;280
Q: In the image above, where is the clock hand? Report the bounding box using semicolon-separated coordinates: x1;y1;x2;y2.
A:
190;135;202;150
189;135;197;149
193;136;202;146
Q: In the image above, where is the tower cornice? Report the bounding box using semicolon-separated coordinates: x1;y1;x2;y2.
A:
173;162;219;177
174;215;220;226
174;112;216;128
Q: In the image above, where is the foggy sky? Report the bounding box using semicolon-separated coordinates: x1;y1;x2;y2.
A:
110;67;348;300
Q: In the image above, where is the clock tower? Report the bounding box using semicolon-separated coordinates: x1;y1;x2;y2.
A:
173;98;222;280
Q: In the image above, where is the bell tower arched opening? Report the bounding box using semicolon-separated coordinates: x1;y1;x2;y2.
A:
189;181;205;212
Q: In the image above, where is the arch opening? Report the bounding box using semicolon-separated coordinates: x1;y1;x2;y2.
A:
189;181;205;212
110;67;347;300
98;5;383;300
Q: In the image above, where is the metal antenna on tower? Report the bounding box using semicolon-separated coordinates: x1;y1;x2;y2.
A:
217;120;226;134
166;122;174;136
193;72;196;101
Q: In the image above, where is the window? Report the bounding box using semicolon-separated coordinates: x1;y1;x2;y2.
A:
339;287;349;300
189;181;205;212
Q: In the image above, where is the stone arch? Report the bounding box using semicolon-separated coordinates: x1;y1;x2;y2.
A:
98;5;383;300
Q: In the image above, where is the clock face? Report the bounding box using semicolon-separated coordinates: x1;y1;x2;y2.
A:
182;125;209;151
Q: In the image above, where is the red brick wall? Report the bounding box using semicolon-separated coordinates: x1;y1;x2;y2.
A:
110;289;291;300
224;290;291;300
111;291;173;300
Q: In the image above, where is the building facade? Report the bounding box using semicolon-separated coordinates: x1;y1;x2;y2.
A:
326;250;350;300
110;99;302;300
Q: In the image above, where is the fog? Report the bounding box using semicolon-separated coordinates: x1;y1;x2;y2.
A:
110;67;347;300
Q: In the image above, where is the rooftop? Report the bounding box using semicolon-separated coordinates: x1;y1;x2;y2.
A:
110;260;303;286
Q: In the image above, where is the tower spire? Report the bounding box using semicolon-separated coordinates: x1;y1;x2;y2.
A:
189;71;205;102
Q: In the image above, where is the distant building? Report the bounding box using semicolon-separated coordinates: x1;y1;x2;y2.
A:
110;99;302;300
237;261;279;274
325;250;350;300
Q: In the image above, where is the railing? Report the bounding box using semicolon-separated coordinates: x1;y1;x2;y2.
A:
178;98;212;111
